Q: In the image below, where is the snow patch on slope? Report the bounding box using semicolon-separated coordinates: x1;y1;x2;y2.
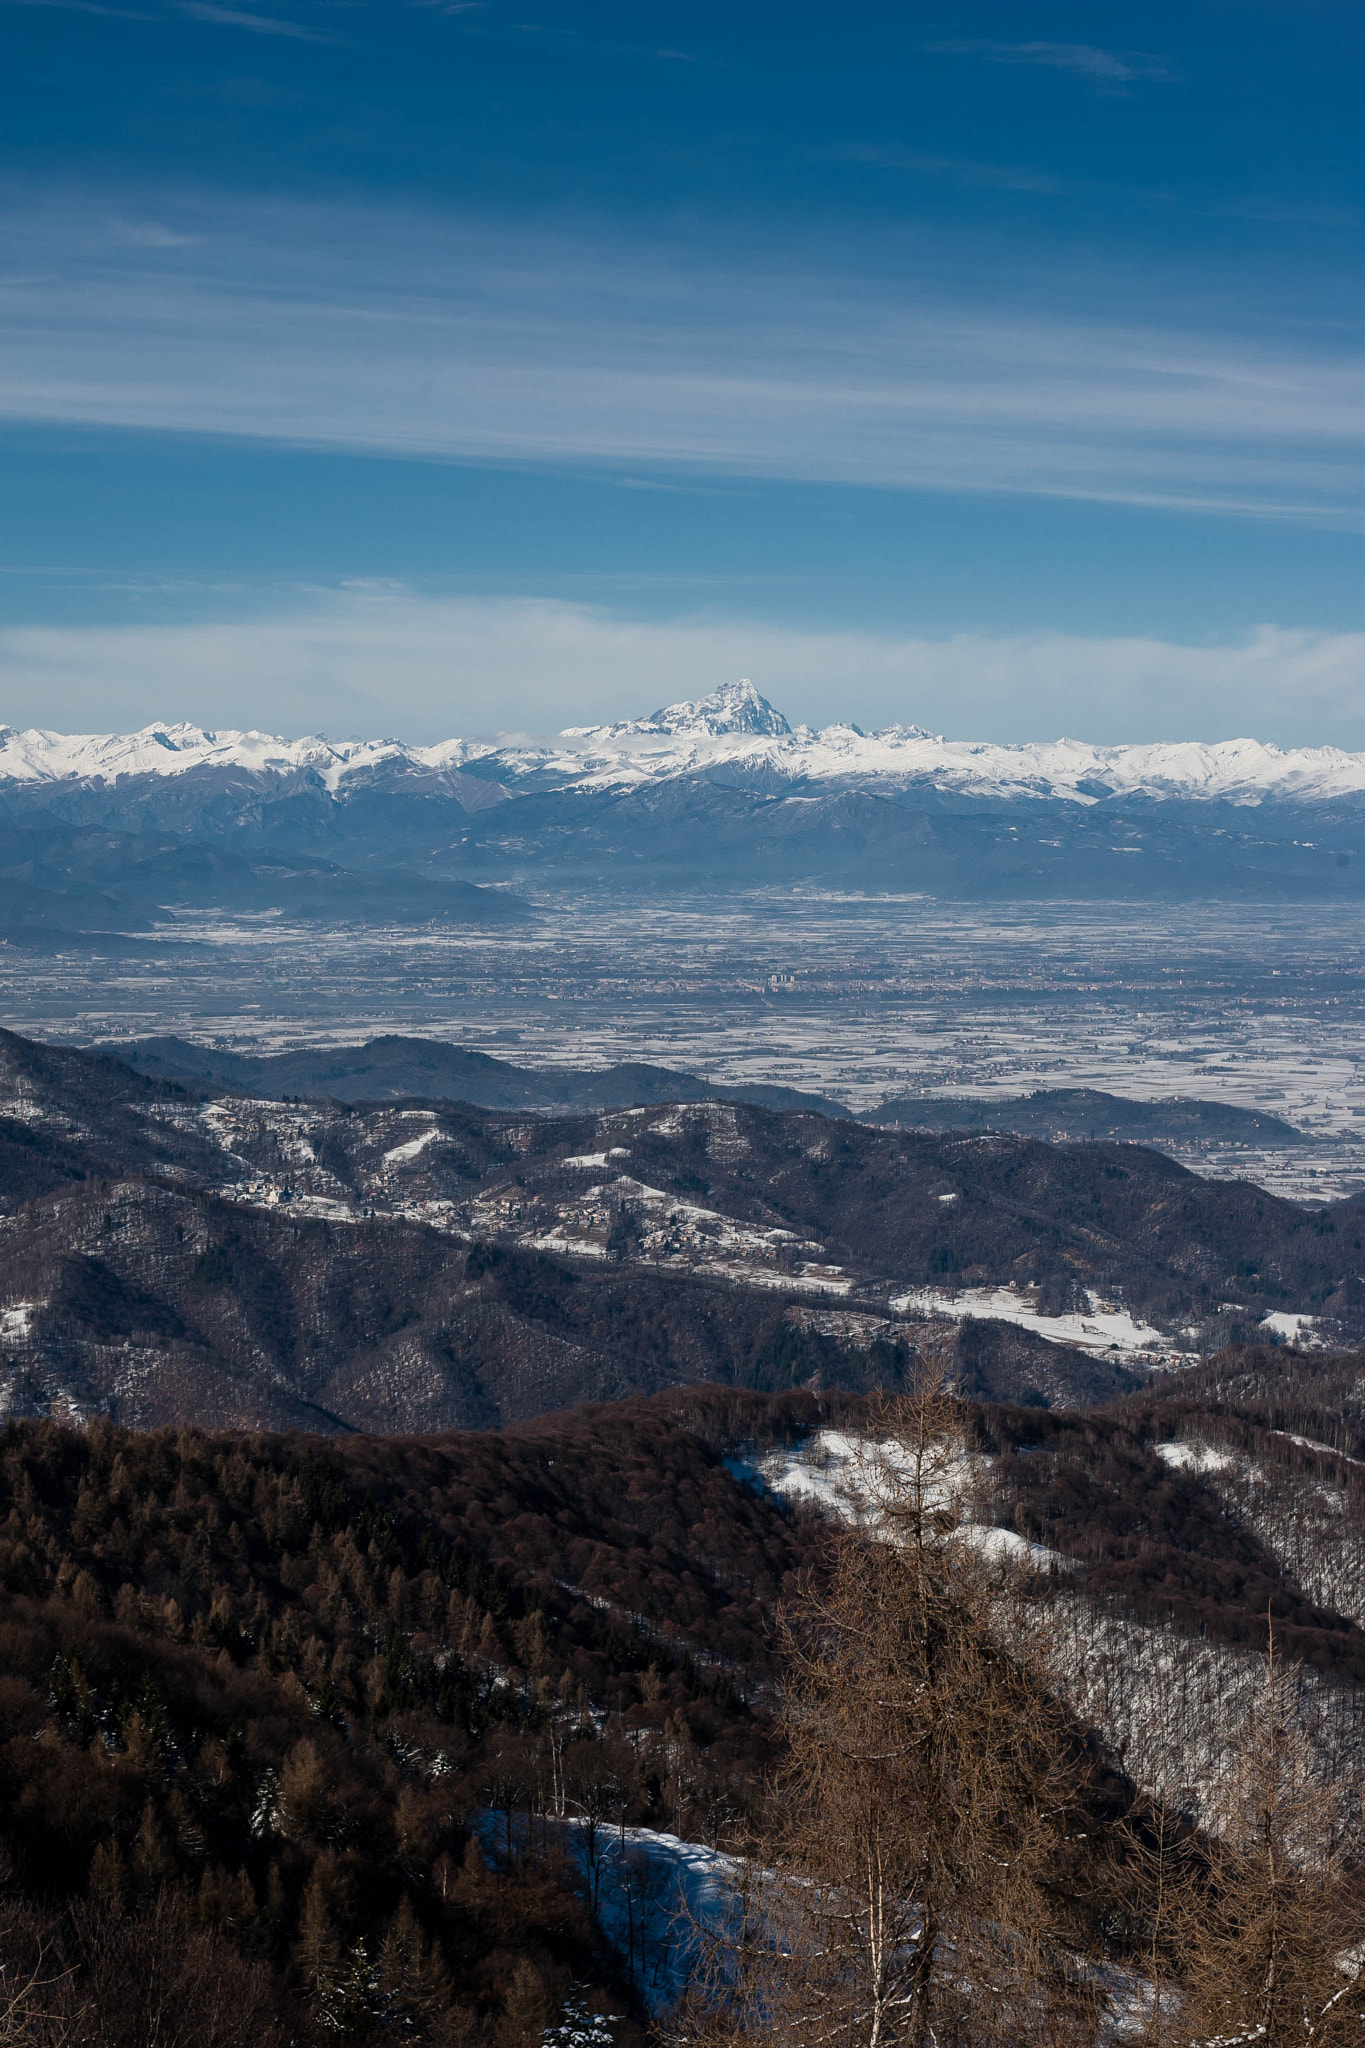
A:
736;1425;982;1520
0;1304;36;1344
959;1524;1069;1571
476;1812;733;2018
383;1121;442;1165
741;1429;1069;1568
1153;1440;1235;1474
1275;1431;1365;1465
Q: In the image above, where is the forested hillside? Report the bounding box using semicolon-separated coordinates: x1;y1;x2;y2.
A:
114;1035;847;1120
0;1366;1364;2037
4;1027;1364;1434
0;1393;826;2040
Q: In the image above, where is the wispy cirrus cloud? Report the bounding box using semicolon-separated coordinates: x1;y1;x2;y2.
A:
928;40;1171;85
108;217;202;248
1;590;1362;750
178;1;327;38
1;185;1362;527
830;145;1066;195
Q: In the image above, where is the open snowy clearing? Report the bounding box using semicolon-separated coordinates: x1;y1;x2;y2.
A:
1153;1441;1236;1475
732;1429;1071;1568
732;1427;918;1515
890;1285;1185;1360
0;1304;35;1343
1258;1310;1324;1344
383;1129;442;1164
382;1118;442;1164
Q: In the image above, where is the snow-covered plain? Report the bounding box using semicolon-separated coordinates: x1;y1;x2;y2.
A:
7;680;1365;808
11;892;1365;1203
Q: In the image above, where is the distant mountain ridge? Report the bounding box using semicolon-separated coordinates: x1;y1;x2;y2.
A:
6;681;1364;902
7;679;1365;808
0;816;524;933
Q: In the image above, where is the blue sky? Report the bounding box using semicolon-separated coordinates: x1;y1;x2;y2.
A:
3;0;1365;742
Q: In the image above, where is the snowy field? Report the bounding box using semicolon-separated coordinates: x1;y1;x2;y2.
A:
888;1285;1180;1361
884;1284;1316;1368
7;893;1365;1199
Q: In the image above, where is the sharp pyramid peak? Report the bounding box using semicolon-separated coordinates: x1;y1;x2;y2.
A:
647;678;792;738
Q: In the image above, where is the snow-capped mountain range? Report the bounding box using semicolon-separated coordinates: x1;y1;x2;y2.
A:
4;679;1365;809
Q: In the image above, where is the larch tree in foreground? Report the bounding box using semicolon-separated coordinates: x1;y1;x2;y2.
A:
680;1364;1104;2048
1155;1623;1365;2048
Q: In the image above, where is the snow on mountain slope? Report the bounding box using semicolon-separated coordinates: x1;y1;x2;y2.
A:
0;722;418;792
562;675;792;740
5;680;1365;807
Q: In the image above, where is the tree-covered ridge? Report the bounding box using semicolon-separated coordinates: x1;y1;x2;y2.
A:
6;1017;1365;1437
0;1396;828;2041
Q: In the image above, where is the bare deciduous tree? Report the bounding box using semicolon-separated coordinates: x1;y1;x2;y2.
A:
0;1908;81;2048
683;1364;1104;2048
1169;1625;1365;2048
